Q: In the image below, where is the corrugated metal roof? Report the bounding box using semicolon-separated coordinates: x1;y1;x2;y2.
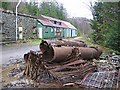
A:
62;21;77;29
40;15;77;30
41;15;62;22
38;19;67;28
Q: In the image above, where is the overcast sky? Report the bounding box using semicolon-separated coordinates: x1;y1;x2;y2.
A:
57;0;97;19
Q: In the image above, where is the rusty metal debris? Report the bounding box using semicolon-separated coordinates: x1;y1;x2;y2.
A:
23;39;102;85
40;40;102;62
23;51;97;84
2;40;120;89
75;71;118;88
51;61;97;83
23;51;58;83
23;39;120;88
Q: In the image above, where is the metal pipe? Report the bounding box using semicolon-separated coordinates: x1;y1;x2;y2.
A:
16;0;22;41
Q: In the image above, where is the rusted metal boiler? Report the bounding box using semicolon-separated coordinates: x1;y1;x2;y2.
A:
40;40;102;63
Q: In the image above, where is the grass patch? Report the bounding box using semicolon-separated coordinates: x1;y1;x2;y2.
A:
78;36;98;47
78;35;120;54
101;47;120;54
27;38;42;45
4;38;42;46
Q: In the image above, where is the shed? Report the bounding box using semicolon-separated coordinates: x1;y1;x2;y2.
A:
37;15;77;39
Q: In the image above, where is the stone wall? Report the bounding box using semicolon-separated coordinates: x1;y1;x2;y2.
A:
1;9;38;41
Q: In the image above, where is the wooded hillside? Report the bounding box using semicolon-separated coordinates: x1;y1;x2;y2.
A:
90;2;120;53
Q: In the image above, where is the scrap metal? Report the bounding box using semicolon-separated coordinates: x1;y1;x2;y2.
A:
75;71;118;88
23;39;104;87
23;51;58;83
40;40;102;62
24;51;97;84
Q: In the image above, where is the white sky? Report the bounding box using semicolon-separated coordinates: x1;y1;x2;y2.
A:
57;0;97;19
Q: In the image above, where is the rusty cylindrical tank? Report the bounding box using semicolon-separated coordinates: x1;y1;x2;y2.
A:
77;47;102;60
47;46;102;62
40;40;102;63
41;46;102;62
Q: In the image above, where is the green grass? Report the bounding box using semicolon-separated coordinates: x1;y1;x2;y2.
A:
101;47;120;54
78;35;98;47
27;38;42;45
3;39;42;46
78;34;120;54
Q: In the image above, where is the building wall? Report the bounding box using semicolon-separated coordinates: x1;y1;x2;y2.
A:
63;28;67;38
61;28;64;38
63;29;77;38
66;29;71;37
37;23;55;39
43;26;55;39
2;10;37;41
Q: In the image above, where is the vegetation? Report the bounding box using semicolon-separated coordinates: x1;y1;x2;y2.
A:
1;2;10;10
68;17;93;36
0;1;67;20
28;38;42;45
39;2;67;20
90;2;120;53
